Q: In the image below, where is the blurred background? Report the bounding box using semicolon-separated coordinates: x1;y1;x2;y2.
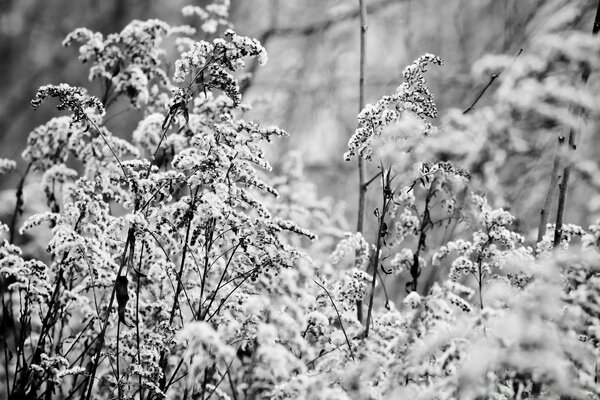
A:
1;0;599;246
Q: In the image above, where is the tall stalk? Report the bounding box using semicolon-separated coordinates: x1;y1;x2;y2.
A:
537;136;563;244
355;0;368;324
551;0;600;248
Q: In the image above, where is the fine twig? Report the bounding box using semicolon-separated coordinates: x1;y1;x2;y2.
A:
262;0;394;38
313;279;355;360
463;48;523;115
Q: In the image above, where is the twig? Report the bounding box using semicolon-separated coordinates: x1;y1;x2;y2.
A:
376;270;390;309
463;48;523;115
205;358;236;400
263;0;394;38
313;279;355;360
363;170;383;189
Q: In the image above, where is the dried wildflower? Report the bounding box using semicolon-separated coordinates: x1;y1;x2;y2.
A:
31;84;105;125
345;54;442;161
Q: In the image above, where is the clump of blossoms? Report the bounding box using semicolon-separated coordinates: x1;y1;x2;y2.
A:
31;84;105;125
344;53;442;161
173;29;267;106
62;19;178;108
1;8;316;400
434;193;533;307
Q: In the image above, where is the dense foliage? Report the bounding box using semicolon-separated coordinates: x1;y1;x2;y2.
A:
1;1;600;399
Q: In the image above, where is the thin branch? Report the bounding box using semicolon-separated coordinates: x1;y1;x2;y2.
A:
363;170;383;189
463;48;523;115
313;279;355;361
263;0;394;38
376;270;390;309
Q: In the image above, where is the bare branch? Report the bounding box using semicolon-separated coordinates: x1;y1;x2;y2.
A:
313;279;355;361
463;48;522;115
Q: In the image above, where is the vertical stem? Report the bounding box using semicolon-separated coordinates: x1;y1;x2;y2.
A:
477;259;484;310
365;175;388;337
355;0;368;324
409;183;435;293
552;0;600;248
135;243;146;400
537;136;563;244
553;135;573;249
9;163;32;244
1;291;11;398
83;229;135;400
116;319;122;399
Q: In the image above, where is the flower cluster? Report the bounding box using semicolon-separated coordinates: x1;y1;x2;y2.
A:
330;232;370;269
173;29;266;105
344;53;442;161
31;84;105;124
434;194;532;305
63;19;174;107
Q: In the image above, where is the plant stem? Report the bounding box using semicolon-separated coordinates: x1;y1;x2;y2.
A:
355;0;368;325
463;48;522;115
135;243;146;400
537;136;563;244
552;134;573;248
313;280;355;360
409;182;435;293
9;162;31;244
83;229;135;400
365;170;391;337
552;0;600;248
